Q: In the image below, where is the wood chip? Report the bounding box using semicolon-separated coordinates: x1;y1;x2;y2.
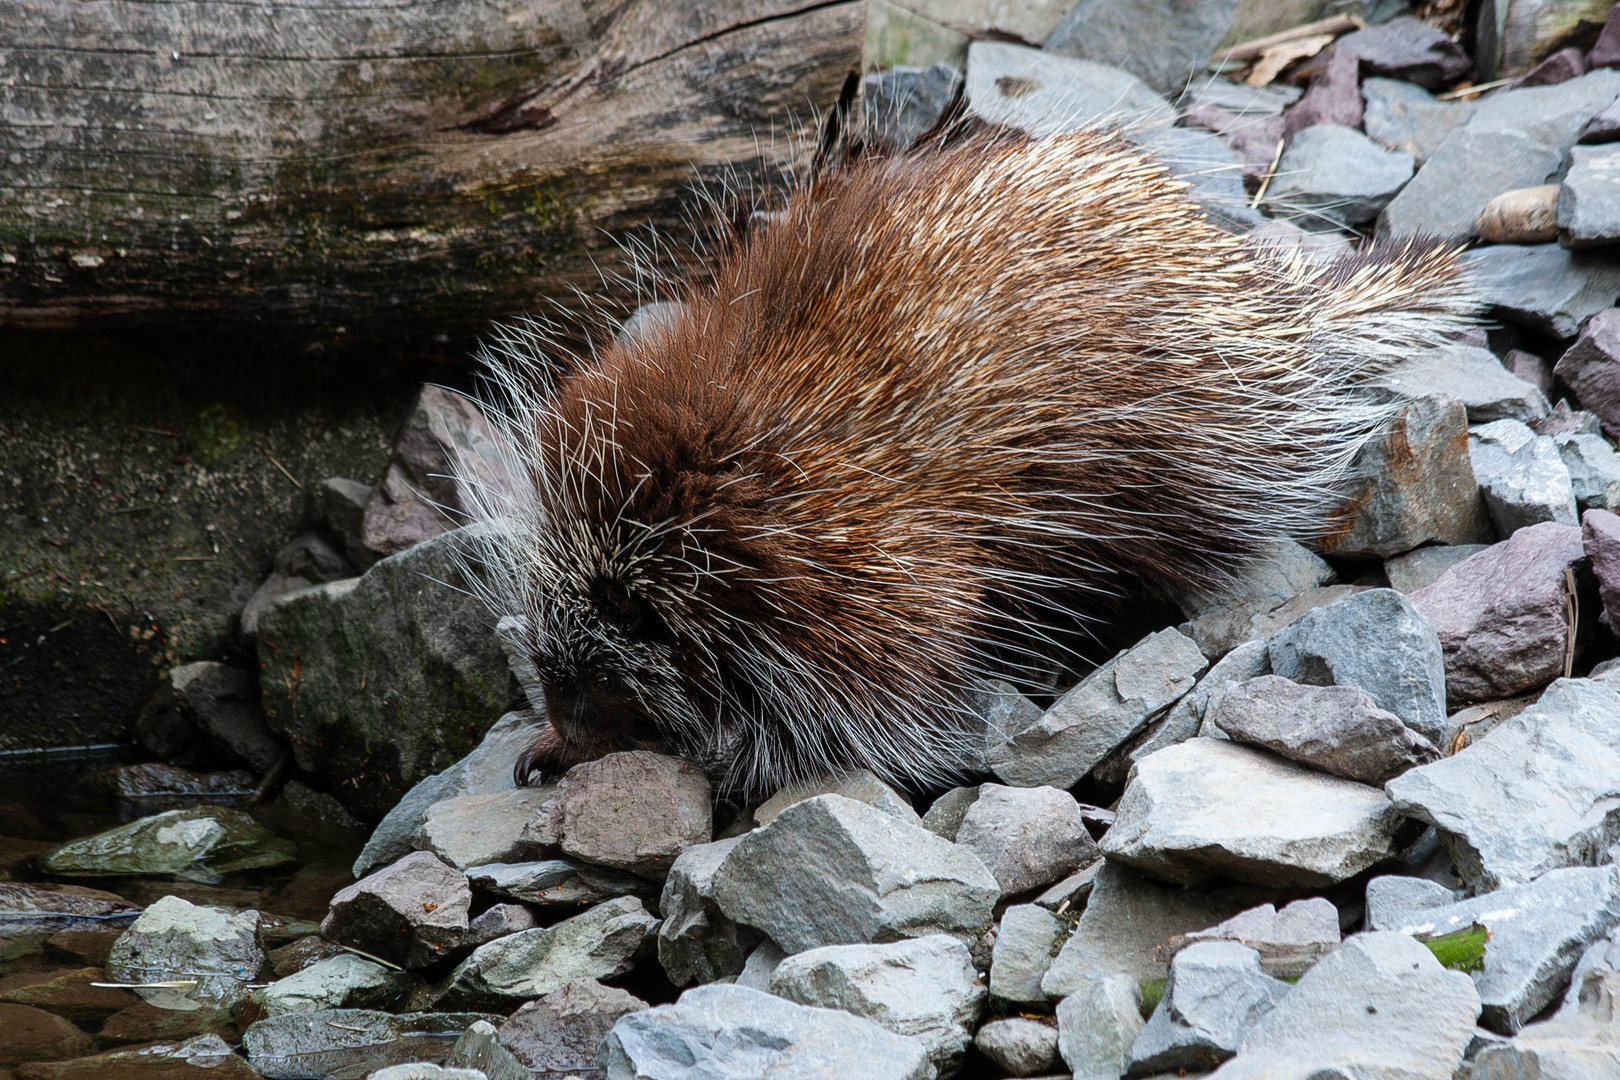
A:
1246;34;1336;87
1215;14;1363;64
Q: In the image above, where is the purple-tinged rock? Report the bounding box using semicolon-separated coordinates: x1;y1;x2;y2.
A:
1579;91;1620;142
1510;45;1588;88
526;751;711;881
954;784;1100;898
1385;544;1492;593
1506;348;1557;395
1534;400;1605;436
321;851;471;969
463;903;537;948
497;977;648;1074
1282;47;1362;141
1336;16;1473;90
1589;2;1620;69
1409;522;1587;704
1555;308;1620;435
1211;675;1440;783
1582;506;1620;625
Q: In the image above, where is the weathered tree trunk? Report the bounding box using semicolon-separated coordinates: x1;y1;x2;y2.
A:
0;1;863;349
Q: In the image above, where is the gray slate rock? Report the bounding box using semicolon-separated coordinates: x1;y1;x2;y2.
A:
1184;640;1273;746
1320;394;1494;559
1385;677;1620;890
168;661;286;774
1464;242;1620;339
1469;922;1620;1075
497;977;648;1075
1336;16;1473;89
965;41;1174;139
990;903;1070;1004
368;1064;485;1080
1179;542;1335;657
321;851;471;970
863;63;962;152
601;983;932;1080
1139;124;1264;229
251;954;413;1017
1188;79;1300;116
41;804;294;880
955;783;1099;897
417;787;556;871
1365;874;1461;932
1559;143;1620;247
1211;675;1440;783
1585;505;1620;627
1044;0;1237;97
1165;897;1341;980
1261;123;1415;228
1101;739;1402;888
711;794;999;953
735;939;786;992
464;859;658;910
1554;432;1620;510
1267;587;1449;745
462;903;536;948
1385;544;1492;593
525;751;711;880
1468;419;1581;535
1057;973;1143;1080
974;1017;1060;1077
257;525;512;820
1129;941;1289;1074
1536;399;1606;437
1208;932;1479;1079
988;628;1206;788
770;935;985;1074
1409;521;1587;704
445;1019;526;1080
354;713;541;877
1383;347;1551;424
242;1009;499;1080
1362;77;1476;164
1554;307;1620;437
754;768;919;827
919;784;980;840
317;476;371;567
656;837;761;988
239;531;355;646
436;896;658;1010
1380;69;1620;243
1043;861;1247;1000
107;895;265;1012
1372;864;1620;1033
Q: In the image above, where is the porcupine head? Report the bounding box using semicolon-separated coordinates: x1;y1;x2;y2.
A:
455;125;1480;802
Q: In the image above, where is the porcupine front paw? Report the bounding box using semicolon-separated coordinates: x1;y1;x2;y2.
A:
513;724;568;786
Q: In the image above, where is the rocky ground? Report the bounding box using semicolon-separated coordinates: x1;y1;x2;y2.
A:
7;2;1620;1079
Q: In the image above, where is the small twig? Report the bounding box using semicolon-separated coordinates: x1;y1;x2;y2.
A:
1250;138;1286;208
1437;77;1513;102
261;448;303;489
1563;567;1578;680
327;1021;370;1032
91;980;199;989
174;555;215;562
1213;14;1363;64
335;942;406;971
133;426;181;438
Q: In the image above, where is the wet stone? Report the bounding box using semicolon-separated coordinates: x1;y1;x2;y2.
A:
368;1065;486;1080
250;953;414;1017
0;882;141;932
105;895;265;1011
41;806;295;881
990;903;1069;1004
112;764;255;819
1166;897;1341;980
497;977;648;1075
17;1034;260;1080
954;783;1099;898
168;661;286;774
527;751;711;881
320;851;471;970
445;1018;527;1080
1128;941;1288;1074
436;896;658;1011
974;1017;1060;1077
656;837;761;988
0;967;137;1023
0;1003;92;1065
464;859;658;910
769;935;985;1076
242;1008;500;1080
267;935;344;978
600;983;932;1080
710;794;999;954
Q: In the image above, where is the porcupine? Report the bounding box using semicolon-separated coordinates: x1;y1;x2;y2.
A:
457;122;1478;800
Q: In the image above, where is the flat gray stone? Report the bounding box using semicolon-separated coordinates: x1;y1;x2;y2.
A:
1362;77;1476;165
321;851;471;970
1471;923;1620;1074
1385;544;1492;593
1267;588;1449;745
1379;69;1620;243
436;896;658;1010
1209;932;1479;1079
1382;347;1551;424
955;784;1099;897
251;954;412;1017
417;787;556;872
1045;0;1237;97
1179;542;1336;657
1559;143;1620;248
988;628;1206;788
974;1017;1060;1077
1365;874;1461;932
964;41;1173;139
1185;639;1272;744
1321;394;1494;559
1469;419;1581;535
1102;739;1403;888
1057;973;1143;1080
1261;123;1414;228
1373;864;1620;1033
1033;861;1101;914
600;983;932;1080
1212;675;1439;783
497;977;648;1075
1129;941;1288;1074
1554;432;1620;511
464;859;657;910
1138;124;1263;229
1409;521;1588;704
710;794;999;953
754;769;918;828
770;935;985;1075
106;895;265;1012
1385;677;1620;890
1463;242;1620;339
656;837;760;988
258;525;513;820
1042;861;1246;1000
1165;897;1341;979
990;903;1070;1004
